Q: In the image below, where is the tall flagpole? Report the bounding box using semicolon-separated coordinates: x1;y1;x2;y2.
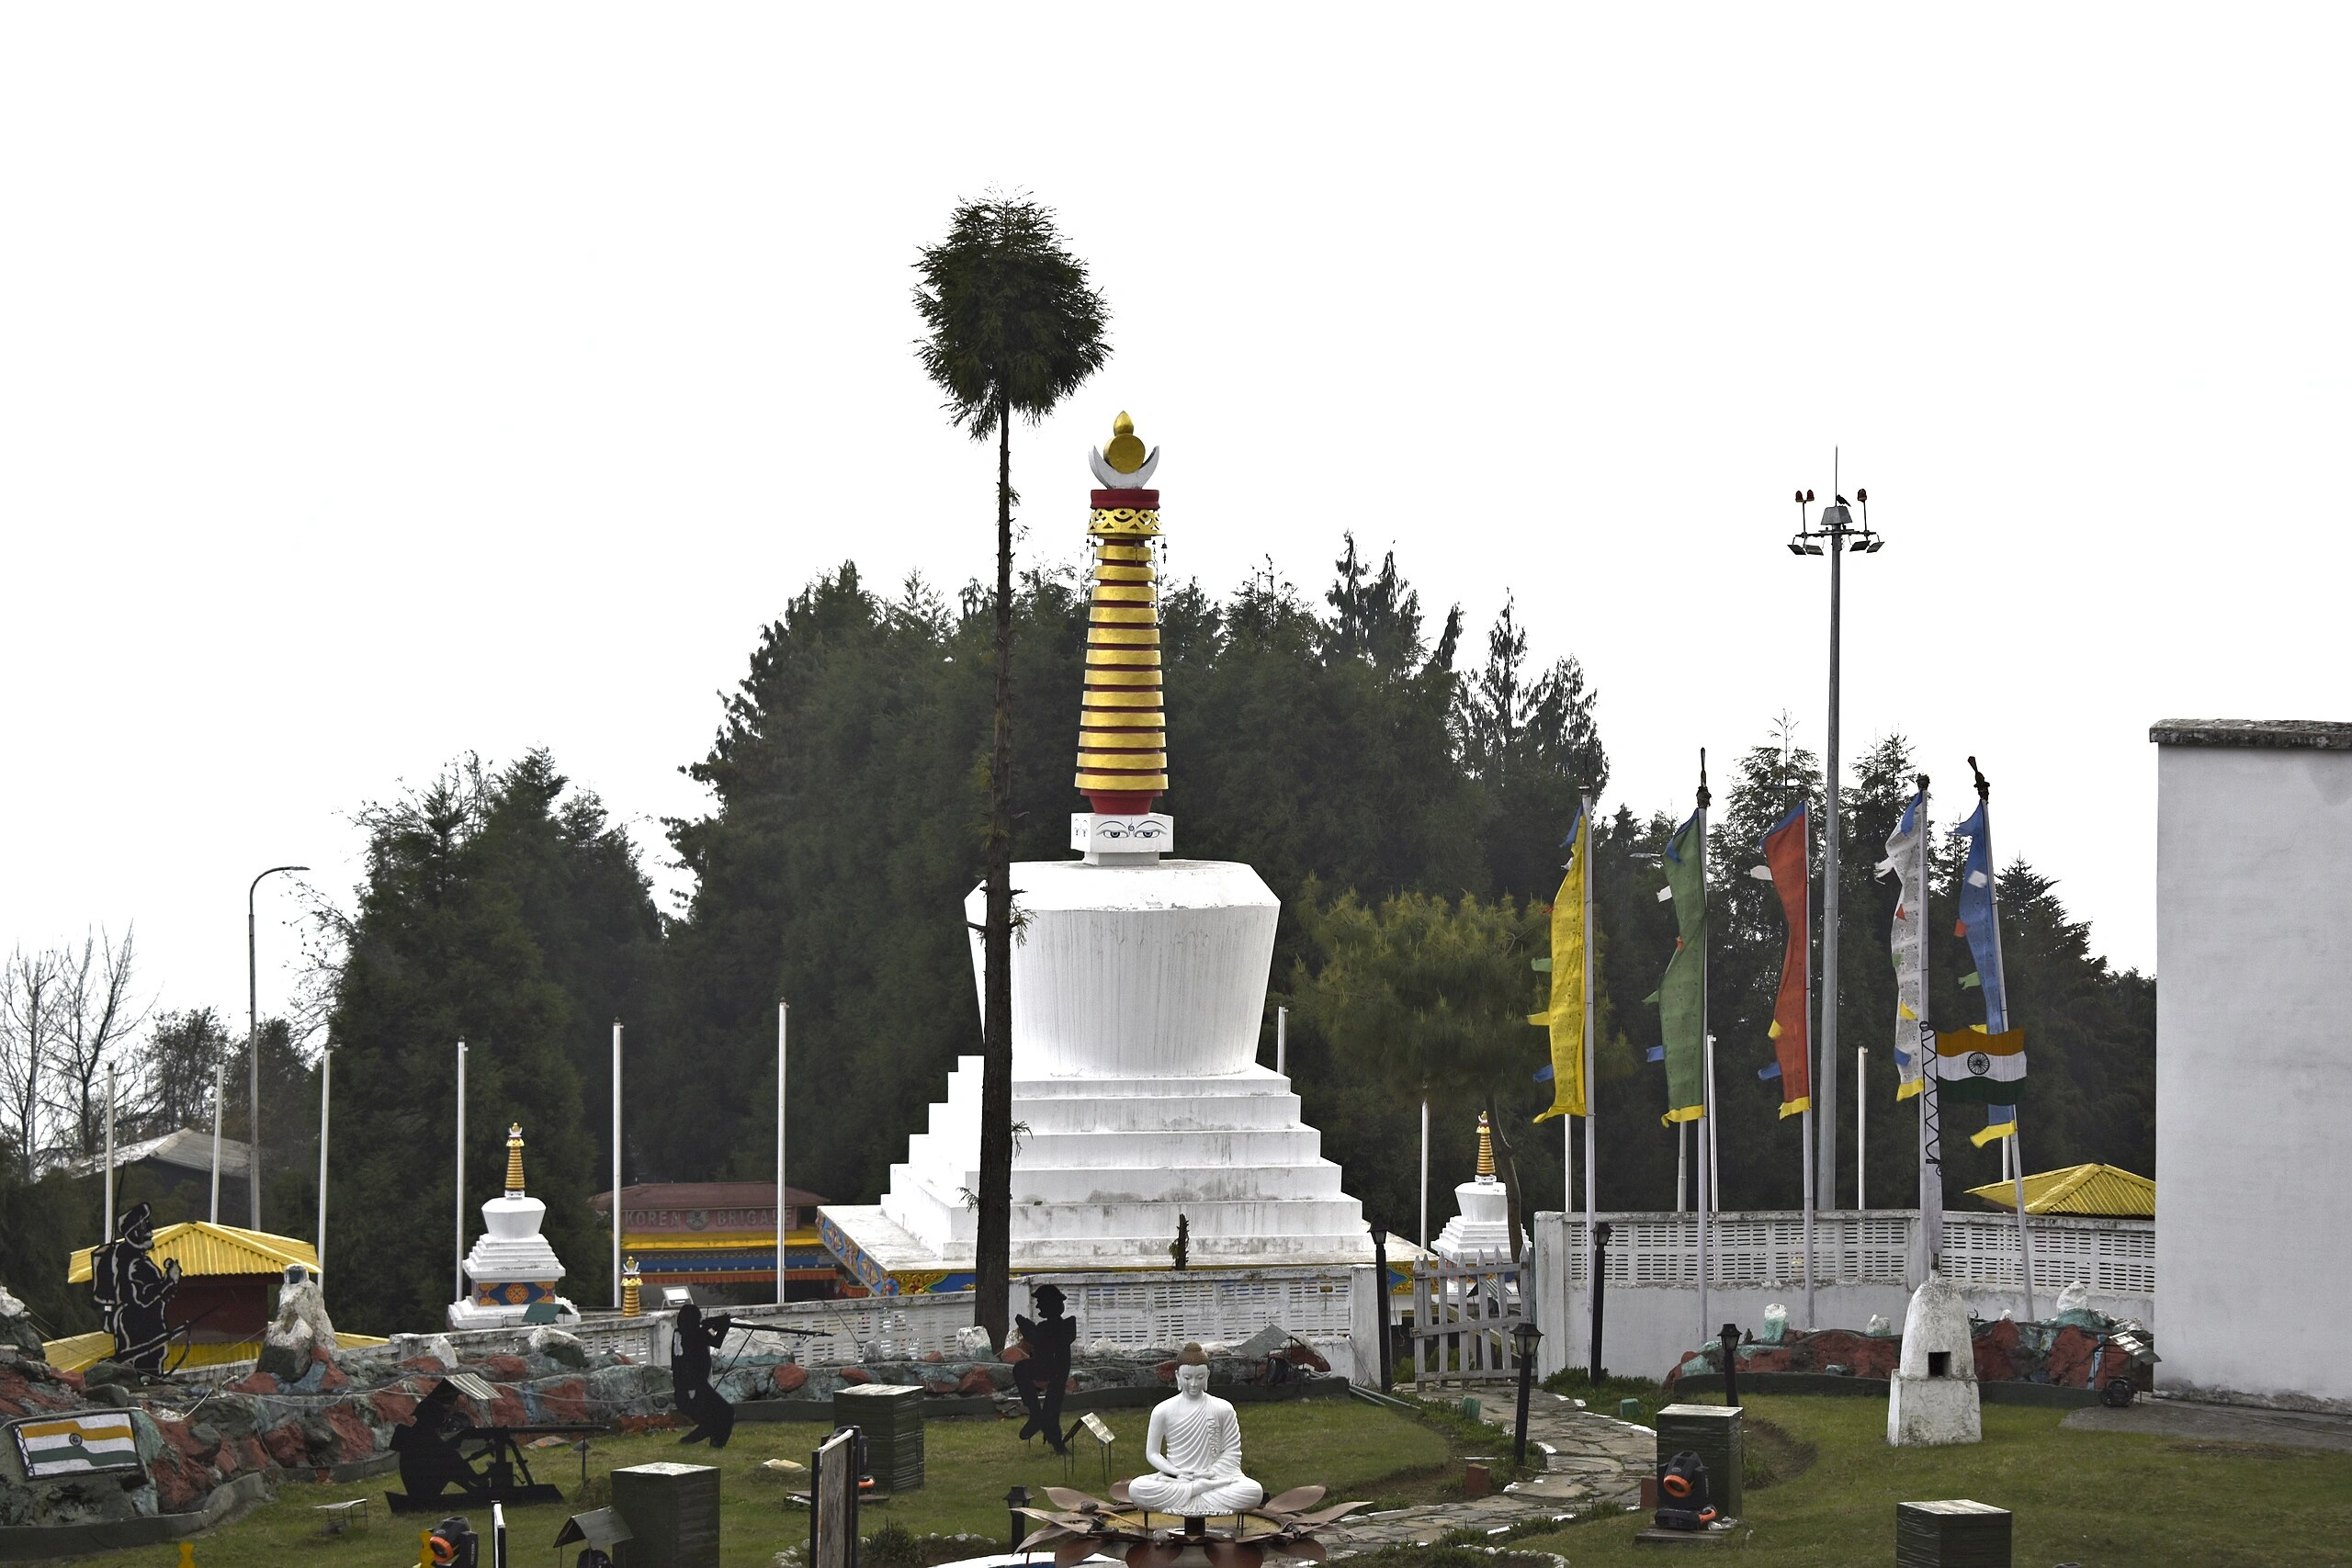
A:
1803;802;1816;1327
1695;752;1712;1348
777;1002;789;1308
1972;757;2037;1319
316;1045;331;1272
612;1020;624;1311
209;1059;224;1224
1579;790;1598;1346
454;1040;467;1309
790;1006;799;1316
1916;778;1944;1279
1419;1097;1430;1250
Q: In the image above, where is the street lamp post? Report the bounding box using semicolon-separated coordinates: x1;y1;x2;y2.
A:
248;863;308;1232
1786;473;1879;1213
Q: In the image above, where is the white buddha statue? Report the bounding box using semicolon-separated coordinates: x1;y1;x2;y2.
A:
1127;1344;1265;1517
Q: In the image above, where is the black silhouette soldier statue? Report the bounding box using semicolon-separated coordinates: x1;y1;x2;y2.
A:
89;1202;181;1375
1012;1283;1080;1452
670;1301;737;1450
390;1380;483;1505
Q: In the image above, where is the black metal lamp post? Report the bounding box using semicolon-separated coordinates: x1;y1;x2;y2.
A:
1718;1322;1744;1409
1369;1226;1393;1393
1006;1484;1030;1553
1588;1221;1612;1384
1511;1318;1543;1465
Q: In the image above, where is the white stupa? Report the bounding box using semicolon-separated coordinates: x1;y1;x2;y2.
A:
448;1122;580;1329
819;416;1375;1292
1431;1114;1525;1262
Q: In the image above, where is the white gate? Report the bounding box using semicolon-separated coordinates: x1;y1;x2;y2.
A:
1409;1260;1526;1385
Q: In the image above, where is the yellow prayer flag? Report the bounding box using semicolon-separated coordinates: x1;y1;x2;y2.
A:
1532;817;1589;1122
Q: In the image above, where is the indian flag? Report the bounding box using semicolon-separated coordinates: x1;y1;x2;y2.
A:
13;1413;141;1477
1932;1027;2027;1104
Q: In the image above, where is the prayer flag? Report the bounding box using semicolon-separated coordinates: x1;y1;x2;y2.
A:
1759;801;1813;1119
1657;808;1707;1125
1951;794;2025;1139
1877;790;1931;1101
1531;807;1589;1122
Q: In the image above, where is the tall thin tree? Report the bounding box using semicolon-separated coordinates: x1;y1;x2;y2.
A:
913;194;1110;1348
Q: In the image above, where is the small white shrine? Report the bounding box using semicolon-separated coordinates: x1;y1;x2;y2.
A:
448;1122;580;1329
820;417;1374;1291
1431;1114;1524;1263
1887;1271;1981;1446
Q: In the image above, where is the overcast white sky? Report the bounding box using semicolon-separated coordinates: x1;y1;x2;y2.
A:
3;6;2345;1031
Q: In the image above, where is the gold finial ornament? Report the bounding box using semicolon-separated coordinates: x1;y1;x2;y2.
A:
1078;412;1168;804
621;1256;641;1317
504;1122;526;1195
1476;1113;1497;1180
1103;412;1148;475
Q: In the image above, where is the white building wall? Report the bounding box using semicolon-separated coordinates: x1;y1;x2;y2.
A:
2156;726;2352;1412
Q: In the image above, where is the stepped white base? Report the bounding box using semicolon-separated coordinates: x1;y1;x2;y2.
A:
827;1058;1374;1277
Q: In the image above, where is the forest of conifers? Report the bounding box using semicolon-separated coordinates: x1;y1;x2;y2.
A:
0;539;2154;1338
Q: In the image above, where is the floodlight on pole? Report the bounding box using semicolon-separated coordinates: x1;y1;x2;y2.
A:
1784;459;1881;1224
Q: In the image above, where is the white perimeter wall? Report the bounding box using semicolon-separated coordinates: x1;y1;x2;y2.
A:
2158;740;2352;1412
1525;1213;2154;1385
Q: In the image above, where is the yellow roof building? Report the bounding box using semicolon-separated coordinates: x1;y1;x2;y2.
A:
1965;1162;2154;1218
66;1221;319;1284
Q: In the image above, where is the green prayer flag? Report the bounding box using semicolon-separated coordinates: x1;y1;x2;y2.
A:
1657;808;1707;1124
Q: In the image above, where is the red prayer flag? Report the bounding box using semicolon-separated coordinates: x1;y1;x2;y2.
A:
1761;803;1813;1116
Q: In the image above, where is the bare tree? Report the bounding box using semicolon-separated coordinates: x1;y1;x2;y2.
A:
46;928;150;1156
0;948;64;1174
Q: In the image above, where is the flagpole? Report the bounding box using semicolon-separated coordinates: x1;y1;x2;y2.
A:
1695;752;1712;1349
1916;779;1944;1281
1803;795;1816;1327
1856;1046;1867;1211
1419;1097;1430;1250
1972;758;2037;1320
1579;790;1599;1358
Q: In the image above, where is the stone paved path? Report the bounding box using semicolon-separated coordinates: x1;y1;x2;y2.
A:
1325;1391;1650;1555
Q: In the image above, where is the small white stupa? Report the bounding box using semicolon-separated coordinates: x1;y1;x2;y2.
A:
1432;1114;1523;1262
1887;1270;1981;1446
448;1122;579;1330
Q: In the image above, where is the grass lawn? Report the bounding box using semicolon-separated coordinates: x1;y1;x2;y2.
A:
1509;1393;2352;1568
147;1398;1453;1568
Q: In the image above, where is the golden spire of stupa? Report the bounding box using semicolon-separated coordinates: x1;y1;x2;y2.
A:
504;1122;526;1195
1476;1112;1497;1181
1076;412;1168;808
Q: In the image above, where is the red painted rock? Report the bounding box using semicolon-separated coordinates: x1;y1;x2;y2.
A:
1154;1359;1179;1384
398;1354;447;1373
2047;1325;2104;1387
1973;1318;2021;1382
924;1378;959;1396
227;1372;279;1396
617;1413;682;1434
325;1404;377;1464
489;1392;528;1427
922;1350;946;1363
149;1450;209;1513
225;1434;274;1478
261;1422;309;1470
841;1368;872;1385
1000;1343;1029;1364
369;1390;419;1427
1282;1344;1331;1374
535;1377;591;1424
158;1419;216;1463
773;1362;809;1393
478;1354;530;1382
956;1368;996;1396
316;1359;351;1393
